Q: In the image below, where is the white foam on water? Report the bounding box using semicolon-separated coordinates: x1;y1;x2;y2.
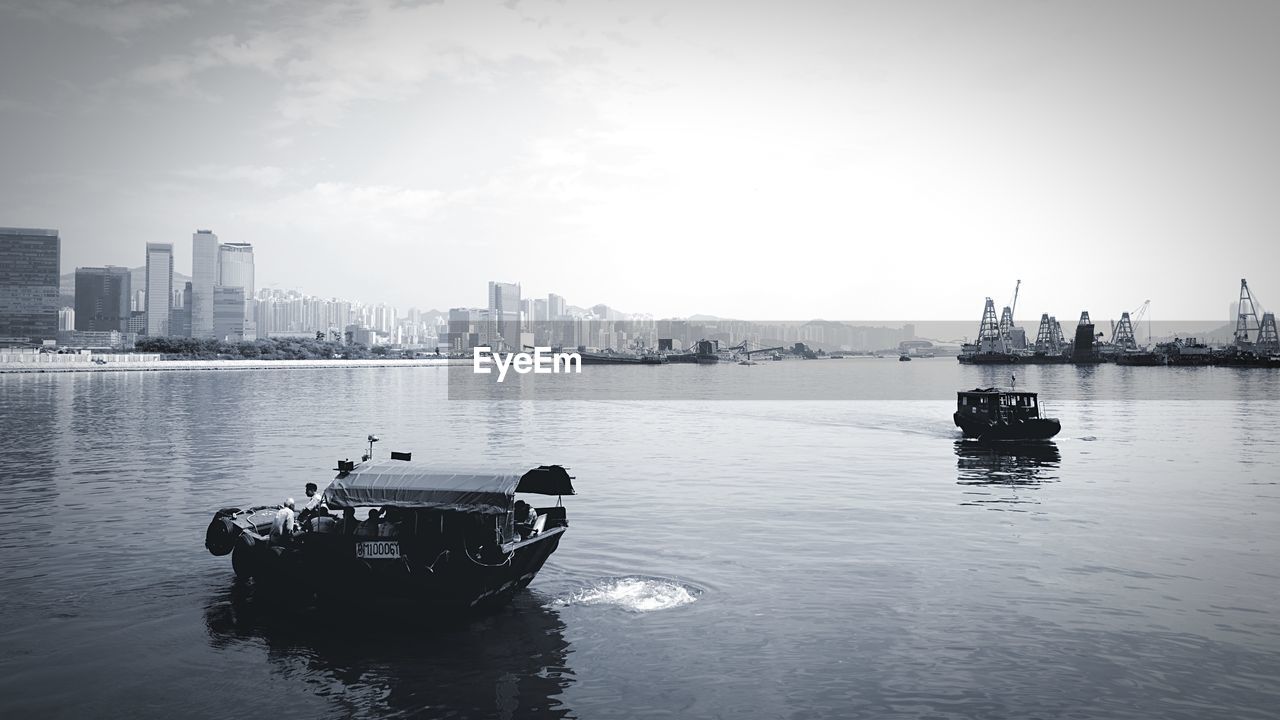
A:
553;577;700;613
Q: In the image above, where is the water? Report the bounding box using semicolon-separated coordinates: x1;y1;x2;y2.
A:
1;361;1278;718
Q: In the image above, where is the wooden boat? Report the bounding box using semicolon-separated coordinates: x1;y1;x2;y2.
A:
953;388;1060;441
205;455;575;609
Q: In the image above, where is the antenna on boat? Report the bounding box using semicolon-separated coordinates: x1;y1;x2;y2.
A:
363;434;379;462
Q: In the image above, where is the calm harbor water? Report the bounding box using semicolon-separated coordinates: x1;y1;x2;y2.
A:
1;360;1278;719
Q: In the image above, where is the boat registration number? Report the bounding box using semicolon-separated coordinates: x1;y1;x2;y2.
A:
355;541;401;559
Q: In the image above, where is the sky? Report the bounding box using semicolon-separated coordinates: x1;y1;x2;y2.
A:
1;0;1278;320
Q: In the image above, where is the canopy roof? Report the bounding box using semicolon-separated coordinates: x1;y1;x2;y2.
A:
322;460;575;514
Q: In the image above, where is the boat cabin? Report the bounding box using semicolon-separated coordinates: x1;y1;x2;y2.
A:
956;388;1044;422
312;461;576;560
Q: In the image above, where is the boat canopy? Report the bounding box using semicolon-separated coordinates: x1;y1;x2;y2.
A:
322;461;575;514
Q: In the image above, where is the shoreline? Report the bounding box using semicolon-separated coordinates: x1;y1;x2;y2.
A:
0;358;468;374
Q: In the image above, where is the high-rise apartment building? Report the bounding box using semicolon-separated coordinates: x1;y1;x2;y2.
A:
190;229;219;338
144;243;174;336
0;227;61;343
74;266;131;332
488;281;521;351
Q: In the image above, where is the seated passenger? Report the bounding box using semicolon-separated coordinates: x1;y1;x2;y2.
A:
378;507;402;538
355;508;382;537
304;505;337;533
514;500;539;539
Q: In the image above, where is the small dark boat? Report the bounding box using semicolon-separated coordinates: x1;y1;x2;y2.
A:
205;449;575;610
953;387;1060;440
899;354;911;361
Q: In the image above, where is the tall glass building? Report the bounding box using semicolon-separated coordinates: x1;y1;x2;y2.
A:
145;243;174;336
218;242;255;340
217;243;254;297
488;281;521;351
212;286;246;342
0;227;61;343
74;266;131;332
190;229;219;338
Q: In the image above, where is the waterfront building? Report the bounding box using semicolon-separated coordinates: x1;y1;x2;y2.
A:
446;307;485;351
488;281;521;351
74;266;131;332
217;242;254;296
548;293;566;320
217;242;255;340
190;229;219;338
0;226;61;344
170;282;192;338
58;307;75;331
213;286;246;341
144;243;174;336
56;329;127;349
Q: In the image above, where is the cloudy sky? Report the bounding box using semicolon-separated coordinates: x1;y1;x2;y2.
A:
2;0;1277;320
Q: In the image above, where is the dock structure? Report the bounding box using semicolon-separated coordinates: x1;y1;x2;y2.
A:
1113;312;1137;350
1035;314;1060;354
977;298;1007;354
1259;313;1279;353
1235;278;1262;348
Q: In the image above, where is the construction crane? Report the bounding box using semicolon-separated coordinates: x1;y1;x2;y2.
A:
1132;299;1150;344
997;279;1022;349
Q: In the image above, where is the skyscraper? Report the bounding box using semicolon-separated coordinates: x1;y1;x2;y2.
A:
547;293;566;320
190;229;219;338
0;227;61;343
145;243;173;336
218;242;255;340
488;281;521;351
212;286;246;341
217;243;254;297
170;282;192;338
74;266;131;332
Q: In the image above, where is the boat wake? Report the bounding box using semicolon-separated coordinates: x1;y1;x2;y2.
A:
551;576;700;613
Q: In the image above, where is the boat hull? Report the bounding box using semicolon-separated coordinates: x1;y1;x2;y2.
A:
230;527;566;609
958;353;1069;365
953;412;1061;440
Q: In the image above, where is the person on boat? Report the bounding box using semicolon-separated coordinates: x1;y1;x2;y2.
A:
355;508;382;537
304;505;337;533
270;498;297;545
514;500;538;539
297;482;323;526
378;507;402;538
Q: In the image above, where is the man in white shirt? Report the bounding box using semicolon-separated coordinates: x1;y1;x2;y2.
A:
270;498;297;545
298;483;324;525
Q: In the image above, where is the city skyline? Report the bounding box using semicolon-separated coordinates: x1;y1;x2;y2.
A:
3;1;1279;319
